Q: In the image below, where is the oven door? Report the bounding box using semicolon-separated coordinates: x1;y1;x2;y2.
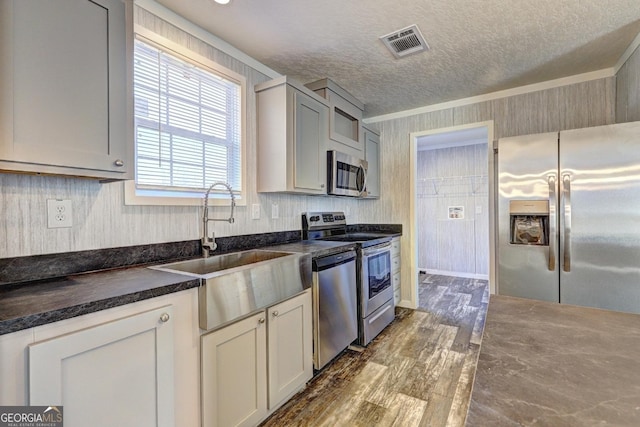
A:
327;150;368;197
360;242;393;317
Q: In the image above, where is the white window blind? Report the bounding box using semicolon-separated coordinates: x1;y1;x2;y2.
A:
133;38;242;196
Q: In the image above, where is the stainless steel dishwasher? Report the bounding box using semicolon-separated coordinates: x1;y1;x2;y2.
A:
312;249;358;370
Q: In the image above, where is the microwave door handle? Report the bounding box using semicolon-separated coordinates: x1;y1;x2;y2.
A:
548;174;556;271
562;173;572;272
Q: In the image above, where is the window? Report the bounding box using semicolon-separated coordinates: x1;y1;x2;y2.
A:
127;34;245;205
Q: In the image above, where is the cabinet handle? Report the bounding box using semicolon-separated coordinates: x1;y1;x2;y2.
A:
114;159;124;167
272;311;279;317
258;317;266;324
160;313;170;323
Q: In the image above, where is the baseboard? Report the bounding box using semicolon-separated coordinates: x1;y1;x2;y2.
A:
421;268;488;280
397;299;417;309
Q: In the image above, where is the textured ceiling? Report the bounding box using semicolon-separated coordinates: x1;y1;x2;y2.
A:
154;0;640;118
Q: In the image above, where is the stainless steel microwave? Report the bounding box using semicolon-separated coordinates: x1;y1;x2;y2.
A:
327;150;368;197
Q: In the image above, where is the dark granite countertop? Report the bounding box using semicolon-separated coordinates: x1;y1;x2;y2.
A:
0;266;200;335
0;235;373;336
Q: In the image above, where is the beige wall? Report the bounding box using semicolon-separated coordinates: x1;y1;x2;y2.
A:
0;6;371;259
0;4;621;287
616;44;640;123
365;77;615;301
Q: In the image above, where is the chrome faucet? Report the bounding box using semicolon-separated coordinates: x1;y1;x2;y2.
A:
202;181;236;257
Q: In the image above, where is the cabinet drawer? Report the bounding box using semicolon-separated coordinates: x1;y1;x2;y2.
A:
391;239;400;253
393;288;401;305
393;272;400;291
392;256;401;274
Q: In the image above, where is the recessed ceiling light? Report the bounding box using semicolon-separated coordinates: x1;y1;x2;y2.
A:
214;0;230;4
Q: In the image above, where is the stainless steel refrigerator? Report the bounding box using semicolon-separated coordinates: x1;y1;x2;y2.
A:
498;121;640;314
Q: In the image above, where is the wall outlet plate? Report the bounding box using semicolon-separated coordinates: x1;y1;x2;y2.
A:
47;199;72;228
271;203;279;219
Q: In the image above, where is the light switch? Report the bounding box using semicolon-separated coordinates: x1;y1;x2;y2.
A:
476;205;482;214
271;203;279;219
252;204;261;220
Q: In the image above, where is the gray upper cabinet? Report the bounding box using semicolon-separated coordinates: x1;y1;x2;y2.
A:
305;78;365;158
363;126;381;198
0;0;132;180
256;77;329;195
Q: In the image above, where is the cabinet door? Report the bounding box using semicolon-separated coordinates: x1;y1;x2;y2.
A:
0;0;130;179
293;91;328;192
267;290;313;410
327;92;363;152
364;129;381;198
0;328;32;406
28;305;174;427
201;312;267;427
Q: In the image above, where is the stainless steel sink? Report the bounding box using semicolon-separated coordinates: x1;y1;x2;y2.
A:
149;249;291;278
150;249;312;331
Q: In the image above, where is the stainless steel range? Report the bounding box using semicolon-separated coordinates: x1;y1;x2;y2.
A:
303;212;395;346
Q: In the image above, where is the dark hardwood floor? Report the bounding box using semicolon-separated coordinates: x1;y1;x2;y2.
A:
260;274;489;426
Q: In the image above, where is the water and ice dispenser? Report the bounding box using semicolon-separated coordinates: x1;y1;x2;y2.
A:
509;200;549;245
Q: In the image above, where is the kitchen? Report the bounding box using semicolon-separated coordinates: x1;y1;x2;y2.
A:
2;0;640;426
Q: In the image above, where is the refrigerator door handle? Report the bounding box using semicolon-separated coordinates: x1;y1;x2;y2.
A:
548;174;557;271
562;173;572;272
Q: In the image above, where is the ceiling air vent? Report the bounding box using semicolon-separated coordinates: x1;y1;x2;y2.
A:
379;24;429;59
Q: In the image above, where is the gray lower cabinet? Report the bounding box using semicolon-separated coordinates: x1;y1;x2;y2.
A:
201;290;312;427
0;0;132;180
201;312;268;427
29;306;174;427
267;291;313;409
363;126;381;198
0;289;200;426
256;77;329;195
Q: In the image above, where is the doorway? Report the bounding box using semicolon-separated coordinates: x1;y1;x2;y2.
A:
409;122;495;309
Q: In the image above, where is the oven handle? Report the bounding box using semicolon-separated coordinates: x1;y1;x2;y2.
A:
362;242;391;257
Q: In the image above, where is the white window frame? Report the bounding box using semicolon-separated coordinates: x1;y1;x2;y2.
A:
125;26;247;206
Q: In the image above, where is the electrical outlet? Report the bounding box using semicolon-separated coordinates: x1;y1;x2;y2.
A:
475;205;482;214
47;199;72;228
271;203;279;219
251;203;261;220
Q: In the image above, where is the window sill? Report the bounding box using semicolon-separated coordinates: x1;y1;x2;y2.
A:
123;180;246;206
